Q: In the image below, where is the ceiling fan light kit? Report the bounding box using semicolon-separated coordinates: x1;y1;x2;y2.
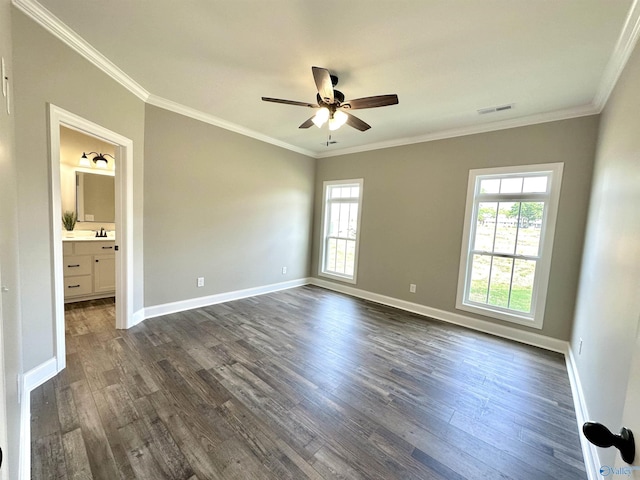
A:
262;66;398;133
329;110;348;131
312;107;330;128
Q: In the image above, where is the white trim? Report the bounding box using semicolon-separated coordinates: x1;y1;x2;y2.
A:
315;105;599;159
143;278;309;321
12;0;639;160
49;105;136;374
11;0;149;102
146;95;316;158
566;346;601;480
309;277;568;353
20;358;57;396
593;0;640;111
131;308;146;328
19;358;57;480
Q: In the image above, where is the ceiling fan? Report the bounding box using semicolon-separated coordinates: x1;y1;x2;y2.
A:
261;66;399;132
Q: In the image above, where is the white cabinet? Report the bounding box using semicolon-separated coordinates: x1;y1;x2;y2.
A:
94;254;116;293
63;241;115;302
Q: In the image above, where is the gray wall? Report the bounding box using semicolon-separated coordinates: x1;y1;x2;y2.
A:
12;9;146;371
570;42;640;467
143;105;315;307
312;116;599;341
0;0;23;475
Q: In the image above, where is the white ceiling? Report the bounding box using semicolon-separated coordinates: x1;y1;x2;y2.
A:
18;0;639;157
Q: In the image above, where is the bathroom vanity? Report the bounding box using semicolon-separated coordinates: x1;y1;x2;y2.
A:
62;238;115;302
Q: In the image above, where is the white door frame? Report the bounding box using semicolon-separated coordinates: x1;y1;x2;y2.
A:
48;104;134;372
0;265;9;480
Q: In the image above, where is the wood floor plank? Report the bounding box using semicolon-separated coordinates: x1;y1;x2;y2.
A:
133;395;195;480
69;380;121;480
32;433;68;480
32;289;587;479
61;428;93;480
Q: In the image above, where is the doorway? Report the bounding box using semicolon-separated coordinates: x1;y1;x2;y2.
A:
49;104;134;372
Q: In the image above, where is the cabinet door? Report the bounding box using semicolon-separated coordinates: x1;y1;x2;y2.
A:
94;254;116;294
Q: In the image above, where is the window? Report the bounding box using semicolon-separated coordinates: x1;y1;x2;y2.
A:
319;179;364;283
456;163;563;329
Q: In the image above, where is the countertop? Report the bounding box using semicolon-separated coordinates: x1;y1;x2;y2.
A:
62;232;115;242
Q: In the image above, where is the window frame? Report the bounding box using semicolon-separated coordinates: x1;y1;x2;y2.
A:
319;178;364;284
455;163;564;329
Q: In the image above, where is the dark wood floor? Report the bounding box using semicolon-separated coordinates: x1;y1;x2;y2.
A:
31;286;586;479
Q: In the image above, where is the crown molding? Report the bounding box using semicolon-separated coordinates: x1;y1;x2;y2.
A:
315;103;599;158
11;0;149;102
146;95;316;158
11;0;638;159
593;0;640;111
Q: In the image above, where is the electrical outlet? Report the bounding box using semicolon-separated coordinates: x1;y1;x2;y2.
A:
409;284;417;293
579;337;583;355
197;277;205;287
282;267;287;275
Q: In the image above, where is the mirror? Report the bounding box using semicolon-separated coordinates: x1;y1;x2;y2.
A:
76;171;115;222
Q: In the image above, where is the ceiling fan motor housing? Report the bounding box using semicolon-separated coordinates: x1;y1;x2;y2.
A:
317;90;345;106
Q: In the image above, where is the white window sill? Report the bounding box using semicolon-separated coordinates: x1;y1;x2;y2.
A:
456;301;543;330
318;270;357;285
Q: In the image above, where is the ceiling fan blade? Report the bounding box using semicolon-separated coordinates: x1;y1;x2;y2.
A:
343;94;399;110
261;97;316;108
299;117;315;129
312;66;334;104
345;112;371;131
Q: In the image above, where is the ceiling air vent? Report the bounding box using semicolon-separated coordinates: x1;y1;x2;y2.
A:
478;103;514;115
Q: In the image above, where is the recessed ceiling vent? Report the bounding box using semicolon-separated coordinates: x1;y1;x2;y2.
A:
478;103;514;115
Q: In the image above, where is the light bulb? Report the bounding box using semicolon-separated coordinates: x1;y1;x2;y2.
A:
79;154;91;167
329;110;348;131
312;107;329;128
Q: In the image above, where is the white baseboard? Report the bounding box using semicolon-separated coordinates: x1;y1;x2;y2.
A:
309;278;569;353
131;308;146;328
143;278;310;321
566;346;601;480
19;357;58;480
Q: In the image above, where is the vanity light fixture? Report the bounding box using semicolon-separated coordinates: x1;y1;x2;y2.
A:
80;152;114;169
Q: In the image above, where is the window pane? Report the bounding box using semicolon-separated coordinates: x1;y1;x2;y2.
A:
340;187;351;198
523;176;548;193
350;186;360;198
329;203;340;236
516;202;544;255
333;239;347;274
326;238;337;272
330;186;340;198
345;240;356;276
488;256;513;308
474;202;497;252
479;178;500;194
493;202;518;254
469;254;490;303
338;203;350;237
500;177;523;193
510;259;536;312
348;204;358;239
